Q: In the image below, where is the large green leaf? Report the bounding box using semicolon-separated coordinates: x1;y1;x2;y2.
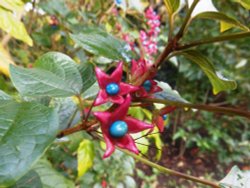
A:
70;28;131;62
51;97;79;130
77;62;96;93
0;7;33;46
181;50;237;94
0;0;24;13
163;0;180;15
0;100;59;186
33;159;74;188
77;140;95;178
10;52;83;97
194;11;249;32
11;170;42;188
0;90;11;100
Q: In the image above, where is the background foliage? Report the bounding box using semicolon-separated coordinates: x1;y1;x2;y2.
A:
0;0;249;187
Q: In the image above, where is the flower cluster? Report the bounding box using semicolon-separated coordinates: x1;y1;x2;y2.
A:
140;7;161;56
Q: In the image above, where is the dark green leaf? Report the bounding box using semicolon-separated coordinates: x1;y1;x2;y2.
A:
10;52;83;97
39;0;69;16
70;29;131;62
0;100;59;186
33;159;74;188
11;170;42;188
77;62;96;93
181;50;237;94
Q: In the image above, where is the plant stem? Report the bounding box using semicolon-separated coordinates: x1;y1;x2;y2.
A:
176;0;200;40
133;0;200;86
120;148;220;188
76;95;85;121
176;31;250;50
136;98;250;119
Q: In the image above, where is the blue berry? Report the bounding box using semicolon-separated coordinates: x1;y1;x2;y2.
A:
106;83;120;95
143;80;152;92
162;114;168;120
115;0;123;5
109;121;128;138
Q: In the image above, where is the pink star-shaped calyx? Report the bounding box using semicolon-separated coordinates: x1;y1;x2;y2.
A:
93;95;153;158
94;62;138;106
152;106;176;132
131;59;162;97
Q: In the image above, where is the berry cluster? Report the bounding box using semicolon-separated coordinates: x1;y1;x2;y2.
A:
93;7;175;158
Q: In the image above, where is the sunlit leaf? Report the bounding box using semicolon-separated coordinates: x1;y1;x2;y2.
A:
164;0;180;15
0;7;33;46
77;140;95;178
194;12;249;32
181;50;237;94
0;44;15;77
0;0;24;13
234;0;250;9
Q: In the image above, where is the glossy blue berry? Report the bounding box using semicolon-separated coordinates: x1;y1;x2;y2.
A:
109;120;128;138
106;83;120;95
162;114;168;120
143;80;152;92
115;0;123;5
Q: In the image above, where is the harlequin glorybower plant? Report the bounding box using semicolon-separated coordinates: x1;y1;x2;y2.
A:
1;0;250;187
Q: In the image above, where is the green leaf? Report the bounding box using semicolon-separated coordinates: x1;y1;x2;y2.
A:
70;28;131;62
194;11;249;32
11;170;42;188
219;166;250;188
164;0;180;15
77;62;96;93
33;159;74;188
133;132;149;155
234;0;250;9
10;52;83;97
0;7;33;46
181;50;237;94
51;97;79;130
0;90;11;100
156;81;188;103
39;0;70;17
0;100;59;186
77;140;95;178
0;0;24;13
82;82;99;99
